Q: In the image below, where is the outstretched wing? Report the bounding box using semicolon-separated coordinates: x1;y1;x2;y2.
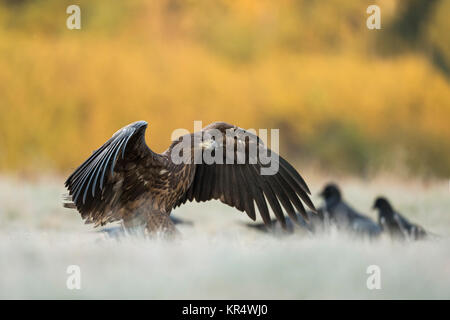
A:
64;121;164;226
172;122;316;229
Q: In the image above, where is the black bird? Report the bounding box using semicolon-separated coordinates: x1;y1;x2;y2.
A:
319;183;381;237
373;197;427;240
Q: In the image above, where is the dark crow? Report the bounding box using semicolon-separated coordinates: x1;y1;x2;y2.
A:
319;183;381;237
373;197;427;240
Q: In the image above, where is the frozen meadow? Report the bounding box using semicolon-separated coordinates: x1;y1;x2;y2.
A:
0;174;449;299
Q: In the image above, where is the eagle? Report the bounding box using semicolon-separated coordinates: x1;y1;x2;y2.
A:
64;121;316;237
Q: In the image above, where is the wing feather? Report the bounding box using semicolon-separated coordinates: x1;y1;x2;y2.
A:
268;174;299;223
237;165;257;220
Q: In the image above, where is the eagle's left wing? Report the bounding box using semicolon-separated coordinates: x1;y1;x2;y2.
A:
172;122;316;229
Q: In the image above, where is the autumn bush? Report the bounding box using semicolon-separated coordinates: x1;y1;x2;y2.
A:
0;0;448;176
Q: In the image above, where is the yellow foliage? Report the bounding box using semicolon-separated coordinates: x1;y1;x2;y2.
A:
0;0;449;176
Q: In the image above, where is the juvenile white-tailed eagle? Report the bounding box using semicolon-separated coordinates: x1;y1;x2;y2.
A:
64;121;315;236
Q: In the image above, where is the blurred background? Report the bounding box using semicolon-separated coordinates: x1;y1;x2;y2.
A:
1;0;450;300
0;0;449;178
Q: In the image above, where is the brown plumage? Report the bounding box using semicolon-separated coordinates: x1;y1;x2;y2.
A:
64;121;316;237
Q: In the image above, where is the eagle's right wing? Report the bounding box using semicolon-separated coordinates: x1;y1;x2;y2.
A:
64;121;165;226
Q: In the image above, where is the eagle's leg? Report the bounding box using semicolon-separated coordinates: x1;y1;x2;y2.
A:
145;211;179;239
122;211;178;239
122;210;148;237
